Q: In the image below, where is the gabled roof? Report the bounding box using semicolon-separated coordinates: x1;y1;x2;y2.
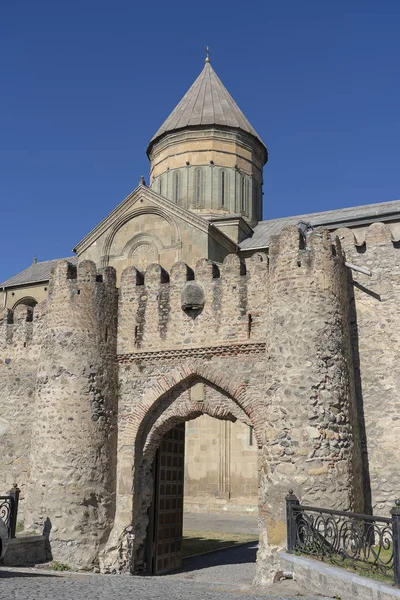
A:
73;183;222;256
0;256;78;289
5;197;400;287
239;199;400;250
147;61;265;153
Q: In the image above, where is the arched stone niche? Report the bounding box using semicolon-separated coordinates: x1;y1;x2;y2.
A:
103;209;182;281
124;233;162;271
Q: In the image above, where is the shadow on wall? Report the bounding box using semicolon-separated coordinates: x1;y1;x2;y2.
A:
348;272;372;515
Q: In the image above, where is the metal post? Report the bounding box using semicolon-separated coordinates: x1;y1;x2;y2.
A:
286;489;300;553
391;499;400;587
8;483;20;538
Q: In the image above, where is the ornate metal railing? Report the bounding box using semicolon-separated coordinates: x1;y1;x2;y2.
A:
286;490;400;587
0;484;20;538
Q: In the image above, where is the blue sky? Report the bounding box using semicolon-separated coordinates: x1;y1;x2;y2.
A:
1;0;399;281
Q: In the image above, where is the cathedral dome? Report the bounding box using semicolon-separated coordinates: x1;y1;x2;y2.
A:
146;59;268;228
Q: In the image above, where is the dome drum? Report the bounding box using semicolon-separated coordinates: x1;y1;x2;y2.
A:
147;60;267;228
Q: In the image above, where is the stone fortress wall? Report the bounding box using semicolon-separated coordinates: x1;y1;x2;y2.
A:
0;222;398;573
100;224;364;574
0;303;44;494
25;261;119;567
334;222;400;516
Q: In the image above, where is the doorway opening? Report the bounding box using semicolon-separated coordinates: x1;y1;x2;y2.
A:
147;423;185;574
141;381;260;575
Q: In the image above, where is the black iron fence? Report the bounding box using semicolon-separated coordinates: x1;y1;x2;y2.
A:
286;490;400;587
0;484;20;538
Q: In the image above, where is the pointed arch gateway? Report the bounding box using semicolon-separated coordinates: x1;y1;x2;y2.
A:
102;363;263;575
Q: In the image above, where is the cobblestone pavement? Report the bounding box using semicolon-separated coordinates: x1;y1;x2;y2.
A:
0;544;334;600
0;568;333;600
170;541;261;587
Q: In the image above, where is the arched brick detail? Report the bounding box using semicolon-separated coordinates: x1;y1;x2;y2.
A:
118;361;263;450
115;370;263;574
142;394;250;461
103;206;181;263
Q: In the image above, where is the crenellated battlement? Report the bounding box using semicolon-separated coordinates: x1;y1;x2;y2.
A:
0;260;119;358
45;260;118;334
117;224;385;357
269;226;341;274
0;301;45;357
335;222;400;256
8;225;387;360
118;251;269;354
118;227;351;355
48;259;117;290
332;222;400;295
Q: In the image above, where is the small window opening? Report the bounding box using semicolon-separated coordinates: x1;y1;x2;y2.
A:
221;171;225;206
159;178;162;196
174;172;179;204
196;170;201;206
249;426;254;447
134;325;139;343
247;313;252;339
241;176;246;213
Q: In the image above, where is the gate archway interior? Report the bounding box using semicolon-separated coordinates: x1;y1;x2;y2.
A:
132;376;261;575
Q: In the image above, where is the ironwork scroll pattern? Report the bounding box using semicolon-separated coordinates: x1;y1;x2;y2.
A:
0;496;13;538
292;508;394;577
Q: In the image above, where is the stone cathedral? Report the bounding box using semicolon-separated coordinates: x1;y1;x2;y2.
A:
1;57;399;580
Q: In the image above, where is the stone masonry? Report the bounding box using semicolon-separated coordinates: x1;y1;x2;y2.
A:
24;261;119;568
0;58;398;583
0;223;398;578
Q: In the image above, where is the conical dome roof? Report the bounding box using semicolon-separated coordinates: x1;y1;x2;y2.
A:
147;61;265;153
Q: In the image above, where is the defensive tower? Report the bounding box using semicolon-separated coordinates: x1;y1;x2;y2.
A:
25;261;118;568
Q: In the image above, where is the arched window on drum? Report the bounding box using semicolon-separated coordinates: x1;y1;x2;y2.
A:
241;176;248;215
194;169;202;207
174;171;180;204
220;171;226;207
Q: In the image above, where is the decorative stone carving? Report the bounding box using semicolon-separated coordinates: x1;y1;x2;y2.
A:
130;243;157;270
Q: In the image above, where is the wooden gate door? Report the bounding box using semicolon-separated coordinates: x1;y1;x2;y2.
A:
148;423;185;575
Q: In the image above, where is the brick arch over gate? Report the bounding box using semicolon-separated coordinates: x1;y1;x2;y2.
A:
118;361;264;451
141;399;249;462
102;361;265;574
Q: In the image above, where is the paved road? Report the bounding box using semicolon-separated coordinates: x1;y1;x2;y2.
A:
183;511;259;535
172;540;259;587
0;568;333;600
0;544;334;600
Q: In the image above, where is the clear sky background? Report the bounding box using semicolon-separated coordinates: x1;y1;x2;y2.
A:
1;0;399;282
